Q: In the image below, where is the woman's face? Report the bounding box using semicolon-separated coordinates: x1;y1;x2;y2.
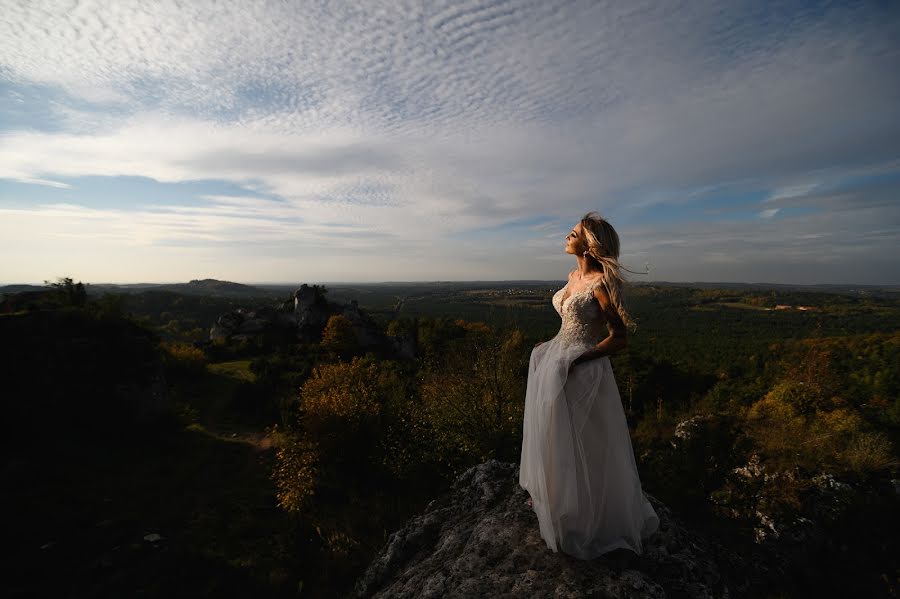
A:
565;222;586;255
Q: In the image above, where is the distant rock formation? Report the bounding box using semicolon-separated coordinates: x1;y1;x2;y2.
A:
352;460;762;599
209;283;388;350
341;299;382;348
293;283;331;341
209;305;297;342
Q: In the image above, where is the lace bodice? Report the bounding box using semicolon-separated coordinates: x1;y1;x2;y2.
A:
551;277;608;347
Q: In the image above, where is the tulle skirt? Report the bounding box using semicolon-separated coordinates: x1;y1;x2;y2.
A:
519;335;659;559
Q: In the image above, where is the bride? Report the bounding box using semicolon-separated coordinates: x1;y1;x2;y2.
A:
519;211;659;559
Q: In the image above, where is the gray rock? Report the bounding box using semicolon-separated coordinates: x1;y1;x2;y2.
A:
209;322;230;341
293;284;330;340
671;413;715;449
210;283;390;351
342;299;382;348
237;317;269;335
352;460;748;599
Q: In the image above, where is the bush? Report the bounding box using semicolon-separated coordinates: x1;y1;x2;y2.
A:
299;355;400;437
271;432;319;514
161;342;207;378
275;355;414;500
698;377;768;414
637;412;753;519
418;326;527;468
842;431;898;472
320;315;357;358
746;384;898;475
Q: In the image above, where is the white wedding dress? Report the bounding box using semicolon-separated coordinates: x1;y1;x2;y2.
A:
519;275;659;559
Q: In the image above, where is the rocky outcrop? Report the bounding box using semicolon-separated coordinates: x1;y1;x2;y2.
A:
714;451;900;586
209;284;386;348
670;413;715;448
293;283;331;341
209;305;299;342
352;460;762;599
341;299;382;348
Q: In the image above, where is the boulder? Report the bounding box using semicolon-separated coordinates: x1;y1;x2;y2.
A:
352;460;758;599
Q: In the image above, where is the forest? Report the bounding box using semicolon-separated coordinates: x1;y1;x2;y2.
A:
2;277;898;598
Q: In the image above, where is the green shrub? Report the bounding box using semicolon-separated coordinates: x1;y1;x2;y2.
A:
271;433;319;514
418;326;527;469
162;341;207;377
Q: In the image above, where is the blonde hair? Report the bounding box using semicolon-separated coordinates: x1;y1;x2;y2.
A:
579;211;640;331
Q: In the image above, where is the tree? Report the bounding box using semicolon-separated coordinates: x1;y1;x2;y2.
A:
418;324;527;467
271;353;426;518
320;314;357;359
44;276;87;307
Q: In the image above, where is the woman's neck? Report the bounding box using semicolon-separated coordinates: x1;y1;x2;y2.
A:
575;255;603;278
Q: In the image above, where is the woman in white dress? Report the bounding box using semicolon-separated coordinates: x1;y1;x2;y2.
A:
519;211;659;559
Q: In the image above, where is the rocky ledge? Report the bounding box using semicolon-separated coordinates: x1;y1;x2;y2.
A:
351;460;766;599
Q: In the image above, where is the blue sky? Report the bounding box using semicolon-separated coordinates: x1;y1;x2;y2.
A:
1;0;899;285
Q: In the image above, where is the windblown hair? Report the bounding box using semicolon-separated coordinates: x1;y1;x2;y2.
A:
579;211;638;331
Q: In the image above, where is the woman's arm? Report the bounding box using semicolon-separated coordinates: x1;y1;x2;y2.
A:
571;285;628;366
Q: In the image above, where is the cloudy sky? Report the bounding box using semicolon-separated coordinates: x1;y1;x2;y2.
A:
2;0;899;285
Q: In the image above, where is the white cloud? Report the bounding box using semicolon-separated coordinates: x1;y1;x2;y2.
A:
13;177;72;189
1;1;899;283
764;184;819;203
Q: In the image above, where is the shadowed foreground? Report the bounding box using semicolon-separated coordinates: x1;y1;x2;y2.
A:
352;460;770;599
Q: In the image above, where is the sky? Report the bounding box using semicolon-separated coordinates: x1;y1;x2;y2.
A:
1;0;899;285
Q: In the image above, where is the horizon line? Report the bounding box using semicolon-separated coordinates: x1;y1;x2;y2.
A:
3;279;899;288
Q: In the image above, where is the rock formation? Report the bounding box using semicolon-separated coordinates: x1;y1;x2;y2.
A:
341;299;382;348
352;460;763;599
293;283;331;341
209;283;387;349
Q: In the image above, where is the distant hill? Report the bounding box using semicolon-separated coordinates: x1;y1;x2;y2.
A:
0;284;47;294
85;279;283;299
172;278;277;297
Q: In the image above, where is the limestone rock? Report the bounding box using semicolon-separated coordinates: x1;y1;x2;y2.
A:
209;284;389;351
293;284;330;341
671;413;715;448
342;299;382;348
352;460;752;599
